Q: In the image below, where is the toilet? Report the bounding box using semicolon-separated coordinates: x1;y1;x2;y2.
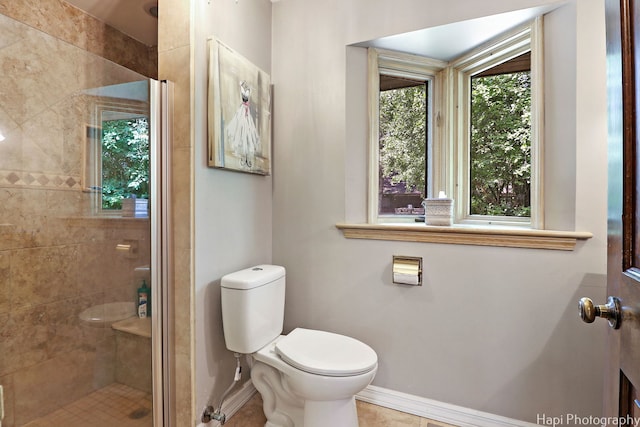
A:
220;265;378;427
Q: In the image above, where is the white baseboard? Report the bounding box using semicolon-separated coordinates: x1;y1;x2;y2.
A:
221;380;258;420
356;385;538;427
201;381;537;427
198;380;258;427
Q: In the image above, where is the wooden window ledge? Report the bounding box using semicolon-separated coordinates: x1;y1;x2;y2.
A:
335;223;593;251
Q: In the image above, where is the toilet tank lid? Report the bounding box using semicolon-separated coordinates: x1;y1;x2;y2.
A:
221;265;285;290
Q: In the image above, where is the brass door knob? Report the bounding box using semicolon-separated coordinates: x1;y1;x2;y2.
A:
579;296;621;329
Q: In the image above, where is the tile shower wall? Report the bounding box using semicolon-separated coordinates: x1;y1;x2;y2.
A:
0;6;153;427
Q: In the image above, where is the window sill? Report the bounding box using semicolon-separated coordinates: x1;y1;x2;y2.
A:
335;223;593;251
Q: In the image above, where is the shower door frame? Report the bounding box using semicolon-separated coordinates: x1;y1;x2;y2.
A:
150;79;174;427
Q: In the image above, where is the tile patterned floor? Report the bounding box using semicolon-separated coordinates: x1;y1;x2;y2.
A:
223;393;459;427
21;383;456;427
22;383;152;427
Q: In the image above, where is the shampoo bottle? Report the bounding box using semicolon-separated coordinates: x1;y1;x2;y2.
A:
138;280;149;318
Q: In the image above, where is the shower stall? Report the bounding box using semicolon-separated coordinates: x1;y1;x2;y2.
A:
0;10;169;427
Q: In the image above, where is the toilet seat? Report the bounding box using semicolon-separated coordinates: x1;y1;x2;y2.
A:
275;328;378;377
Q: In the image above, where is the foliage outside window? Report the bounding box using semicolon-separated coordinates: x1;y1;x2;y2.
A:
368;49;443;223
378;79;427;216
83;100;150;216
101;117;150;209
470;70;531;217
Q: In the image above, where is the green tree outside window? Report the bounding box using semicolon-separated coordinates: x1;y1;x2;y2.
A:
101;117;150;209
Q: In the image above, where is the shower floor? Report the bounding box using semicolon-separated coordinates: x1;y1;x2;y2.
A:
22;383;152;427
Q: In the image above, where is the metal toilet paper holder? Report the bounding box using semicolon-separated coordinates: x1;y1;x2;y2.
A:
392;255;422;286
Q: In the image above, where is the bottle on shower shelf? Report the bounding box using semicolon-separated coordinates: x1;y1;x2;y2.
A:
137;280;150;318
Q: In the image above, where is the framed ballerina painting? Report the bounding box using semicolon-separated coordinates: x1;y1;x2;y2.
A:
207;37;272;175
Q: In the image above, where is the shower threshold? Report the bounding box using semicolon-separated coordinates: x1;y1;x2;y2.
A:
22;383;152;427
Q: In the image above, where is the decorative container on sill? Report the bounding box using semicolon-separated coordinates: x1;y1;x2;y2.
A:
422;192;453;226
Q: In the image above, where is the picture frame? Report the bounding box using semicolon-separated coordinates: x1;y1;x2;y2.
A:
207;37;272;175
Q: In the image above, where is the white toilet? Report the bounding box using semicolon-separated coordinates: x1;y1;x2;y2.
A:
220;265;378;427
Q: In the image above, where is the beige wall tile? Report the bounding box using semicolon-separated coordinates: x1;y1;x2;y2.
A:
158;0;191;53
174;350;195;427
115;332;152;393
94;335;116;388
159;46;192;149
46;293;106;356
12;348;100;425
10;245;79;309
0;251;9;315
0;120;22;172
0;374;15;427
172;245;194;427
0;306;49;377
0;0;156;78
172;147;193;251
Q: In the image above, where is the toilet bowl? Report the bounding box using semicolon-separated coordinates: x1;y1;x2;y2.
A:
251;329;377;427
220;265;378;427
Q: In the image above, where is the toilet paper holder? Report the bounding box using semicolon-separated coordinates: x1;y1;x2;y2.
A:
392;256;422;286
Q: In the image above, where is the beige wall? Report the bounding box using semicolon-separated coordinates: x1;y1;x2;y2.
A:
272;0;607;423
193;0;273;417
0;3;154;426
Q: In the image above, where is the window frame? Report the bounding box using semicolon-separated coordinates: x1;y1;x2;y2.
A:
449;18;543;228
367;18;544;229
83;98;150;217
367;49;447;223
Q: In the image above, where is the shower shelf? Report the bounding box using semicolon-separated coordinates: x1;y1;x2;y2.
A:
112;316;151;338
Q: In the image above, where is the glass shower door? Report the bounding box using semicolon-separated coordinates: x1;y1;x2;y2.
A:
0;13;167;427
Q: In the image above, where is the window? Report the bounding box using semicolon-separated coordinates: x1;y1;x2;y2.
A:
368;19;543;228
100;113;150;210
367;49;446;223
469;55;531;218
83;100;150;216
378;76;428;217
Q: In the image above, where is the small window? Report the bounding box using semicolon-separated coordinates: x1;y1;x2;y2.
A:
452;21;541;227
378;76;428;218
367;49;445;223
83;101;150;216
470;53;532;217
101;113;150;210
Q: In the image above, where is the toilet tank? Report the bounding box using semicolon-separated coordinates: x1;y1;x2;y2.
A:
220;265;286;354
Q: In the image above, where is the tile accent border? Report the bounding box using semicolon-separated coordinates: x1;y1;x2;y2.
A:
0;170;81;190
357;384;539;427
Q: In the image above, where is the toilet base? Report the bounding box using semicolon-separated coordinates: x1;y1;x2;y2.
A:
251;361;361;427
304;397;359;427
252;361;304;427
